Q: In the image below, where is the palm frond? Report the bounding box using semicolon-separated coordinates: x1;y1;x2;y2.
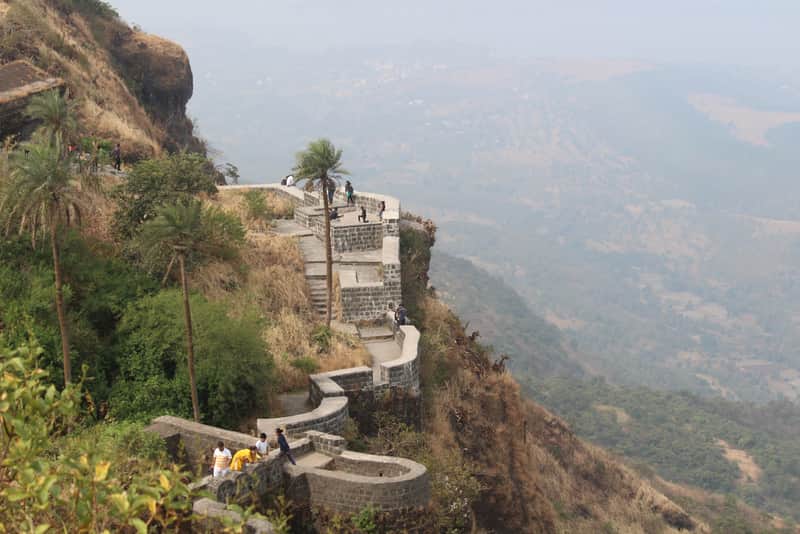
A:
293;138;350;186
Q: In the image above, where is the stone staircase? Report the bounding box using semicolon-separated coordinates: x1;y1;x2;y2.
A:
307;278;328;318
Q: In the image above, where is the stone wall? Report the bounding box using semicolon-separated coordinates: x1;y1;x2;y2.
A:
292;451;430;514
331;221;383;252
257;396;348;438
339;236;402;322
147;416;430;520
308;366;372;405
221;183;403;323
147;415;259;472
379;323;421;391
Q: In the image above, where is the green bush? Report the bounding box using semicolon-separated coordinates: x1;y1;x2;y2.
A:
110;290;273;427
0;339;216;531
311;325;332;353
289;356;319;374
242;189;273;223
50;0;118;19
351;506;378;533
0;233;157;401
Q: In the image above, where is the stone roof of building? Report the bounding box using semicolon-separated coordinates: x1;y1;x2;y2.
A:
0;61;65;105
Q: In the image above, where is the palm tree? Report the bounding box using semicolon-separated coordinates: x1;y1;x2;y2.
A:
0;134;97;385
139;200;244;422
25;90;76;143
293;139;349;327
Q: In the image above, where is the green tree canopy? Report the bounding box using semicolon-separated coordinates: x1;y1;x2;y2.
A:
110;290;273;426
112;152;218;241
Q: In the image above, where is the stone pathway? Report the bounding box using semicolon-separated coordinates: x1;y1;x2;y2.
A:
363;339;401;383
274;390;312;417
294;451;334;469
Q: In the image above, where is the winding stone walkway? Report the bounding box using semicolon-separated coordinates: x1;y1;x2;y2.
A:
273;218;396;412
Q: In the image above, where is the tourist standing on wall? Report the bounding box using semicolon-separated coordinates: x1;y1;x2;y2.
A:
378;200;386;220
256;433;270;457
395;303;408;326
276;428;296;465
211;441;232;477
345;180;355;205
112;143;121;171
285;174;295;187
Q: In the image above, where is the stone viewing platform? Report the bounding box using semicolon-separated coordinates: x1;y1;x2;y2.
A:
149;416;429;532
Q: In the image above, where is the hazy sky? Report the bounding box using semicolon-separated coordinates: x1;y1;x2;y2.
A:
112;1;799;66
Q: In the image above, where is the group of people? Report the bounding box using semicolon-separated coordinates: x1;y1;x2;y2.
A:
211;427;296;477
356;199;386;223
279;175;388;224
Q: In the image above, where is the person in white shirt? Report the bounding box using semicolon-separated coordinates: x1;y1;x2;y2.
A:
255;432;269;457
211;441;232;477
285;174;295;187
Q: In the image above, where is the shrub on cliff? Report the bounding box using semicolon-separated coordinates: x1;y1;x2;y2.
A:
110;290;273;427
0;339;206;531
112;152;218;241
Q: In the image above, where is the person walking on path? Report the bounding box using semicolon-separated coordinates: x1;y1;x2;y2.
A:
112;143;121;171
345;181;355;205
230;446;258;471
211;441;232;477
378;200;386;220
276;428;296;465
255;433;270;457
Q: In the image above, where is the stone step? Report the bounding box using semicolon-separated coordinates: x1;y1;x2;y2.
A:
358;325;395;342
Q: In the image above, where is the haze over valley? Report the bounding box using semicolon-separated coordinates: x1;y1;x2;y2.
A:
113;1;800;405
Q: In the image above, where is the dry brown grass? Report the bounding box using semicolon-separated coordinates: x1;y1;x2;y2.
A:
265;310;370;391
417;293;704;533
211;189;295;233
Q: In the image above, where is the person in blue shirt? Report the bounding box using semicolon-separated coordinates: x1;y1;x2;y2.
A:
275;428;296;465
395;303;408;326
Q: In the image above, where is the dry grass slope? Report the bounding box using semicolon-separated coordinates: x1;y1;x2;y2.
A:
0;0;195;156
420;295;705;533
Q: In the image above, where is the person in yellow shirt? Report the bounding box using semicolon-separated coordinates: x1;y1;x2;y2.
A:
230;446;258;471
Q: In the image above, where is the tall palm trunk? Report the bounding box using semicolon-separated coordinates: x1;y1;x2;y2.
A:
50;222;71;385
321;178;333;327
178;253;201;422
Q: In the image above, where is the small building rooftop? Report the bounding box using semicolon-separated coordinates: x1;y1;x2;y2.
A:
0;60;65;105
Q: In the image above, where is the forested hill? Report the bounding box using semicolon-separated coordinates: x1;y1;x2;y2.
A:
432;253;800;529
430;251;584;379
527;376;800;524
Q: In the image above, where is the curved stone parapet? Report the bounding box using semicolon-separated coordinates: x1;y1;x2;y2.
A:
380;322;421;391
257;396;348;438
287;449;430;513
